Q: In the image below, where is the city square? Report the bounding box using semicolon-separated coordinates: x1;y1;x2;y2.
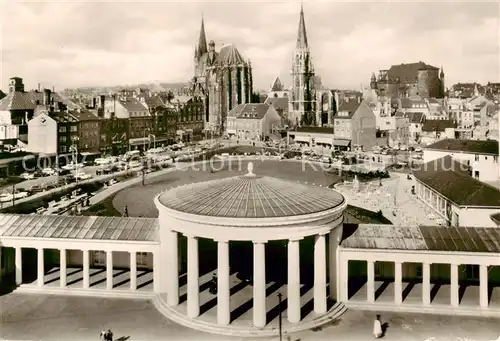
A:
1;1;500;340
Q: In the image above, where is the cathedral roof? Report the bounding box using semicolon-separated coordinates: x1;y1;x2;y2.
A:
217;44;245;65
385;62;439;83
296;5;308;49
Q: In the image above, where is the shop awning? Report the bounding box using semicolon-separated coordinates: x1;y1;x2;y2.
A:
80;151;101;156
333;139;351;147
226;129;237;134
294;135;310;143
129;137;150;146
315;137;334;144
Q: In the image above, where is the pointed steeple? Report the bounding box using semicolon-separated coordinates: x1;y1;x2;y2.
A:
296;4;308;49
197;15;208;56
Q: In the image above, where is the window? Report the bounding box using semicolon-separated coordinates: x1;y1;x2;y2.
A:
494;156;498;163
59;145;67;153
475;154;479;161
59;136;67;142
58;126;67;133
484;156;488;161
70;125;77;132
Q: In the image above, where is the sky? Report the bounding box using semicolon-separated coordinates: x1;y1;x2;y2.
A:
1;0;499;92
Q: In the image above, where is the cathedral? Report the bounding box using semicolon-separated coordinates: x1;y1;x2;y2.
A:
191;17;253;136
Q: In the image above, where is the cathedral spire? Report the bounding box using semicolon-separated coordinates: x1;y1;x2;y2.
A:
197;15;208;56
296;4;308;49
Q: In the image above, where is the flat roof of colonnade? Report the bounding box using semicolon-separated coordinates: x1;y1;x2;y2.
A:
342;224;500;253
0;214;158;242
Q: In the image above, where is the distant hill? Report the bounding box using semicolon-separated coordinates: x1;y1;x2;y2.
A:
65;82;189;94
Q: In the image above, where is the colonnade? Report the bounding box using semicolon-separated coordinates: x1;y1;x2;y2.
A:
12;246;157;292
342;259;491;309
164;230;330;328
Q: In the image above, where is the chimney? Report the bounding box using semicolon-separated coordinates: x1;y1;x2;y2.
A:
43;89;52;106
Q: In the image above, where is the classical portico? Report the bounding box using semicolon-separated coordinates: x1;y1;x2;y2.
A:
154;162;347;330
0;215;159;298
338;224;500;317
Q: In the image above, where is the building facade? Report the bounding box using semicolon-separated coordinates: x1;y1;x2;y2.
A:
191;18;253;136
226;103;282;141
27;112;78;155
371;62;445;99
333;99;377;151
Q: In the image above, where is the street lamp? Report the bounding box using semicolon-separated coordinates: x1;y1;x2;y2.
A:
143;128;151;152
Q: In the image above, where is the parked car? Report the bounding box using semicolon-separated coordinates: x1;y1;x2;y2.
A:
28;185;45;194
0;193;13;202
20;172;35;180
42;168;57;176
13;191;29;199
74;172;92;180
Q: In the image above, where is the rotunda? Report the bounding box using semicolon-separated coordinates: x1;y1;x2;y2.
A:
154;162;347;330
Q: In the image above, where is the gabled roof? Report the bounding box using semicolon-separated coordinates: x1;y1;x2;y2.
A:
71;110;98;121
341;224;500;253
270;77;284;92
413;155;500;207
0;90;5;101
237;103;270;119
217;44;245;65
425;139;498;155
422;119;457;132
145;95;166;109
264;97;288;111
0;91;36;111
395;111;425;124
50;112;79;123
335;100;361;118
119;97;148;112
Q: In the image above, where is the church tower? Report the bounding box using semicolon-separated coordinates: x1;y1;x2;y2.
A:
194;16;208;78
439;66;445;98
289;5;316;127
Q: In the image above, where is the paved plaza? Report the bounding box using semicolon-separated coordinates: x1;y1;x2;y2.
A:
335;172;440;226
1;293;499;341
111;159;342;218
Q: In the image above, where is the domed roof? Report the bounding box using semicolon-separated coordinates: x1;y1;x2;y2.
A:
158;163;344;219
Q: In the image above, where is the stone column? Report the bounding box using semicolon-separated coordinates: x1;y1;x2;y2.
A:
450;264;459;307
187;235;200;318
479;265;489;308
314;234;327;314
367;260;375;303
106;251;113;290
166;230;179;306
422;262;431;305
83;250;90;289
37;248;44;287
225;69;231;115
253;241;266;328
153;251;160;293
217;240;230;325
287;239;301;323
394;262;402;304
329;227;342;301
60;249;67;288
15;247;22;285
130;252;137;291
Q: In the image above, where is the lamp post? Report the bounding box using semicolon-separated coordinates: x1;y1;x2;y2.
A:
143;128;151;152
277;292;283;341
11;184;15;206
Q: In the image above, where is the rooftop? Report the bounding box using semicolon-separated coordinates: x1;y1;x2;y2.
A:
264;97;288;111
229;104;270;120
413;155;500;207
384;61;439;83
119;97;148;113
395;111;425;124
422;119;457;132
158;163;345;218
425;139;499;155
341;224;500;253
217;44;246;65
0;214;158;241
336;100;361;118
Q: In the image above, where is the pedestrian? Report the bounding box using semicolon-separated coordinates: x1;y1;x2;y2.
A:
124;206;128;217
373;314;383;339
